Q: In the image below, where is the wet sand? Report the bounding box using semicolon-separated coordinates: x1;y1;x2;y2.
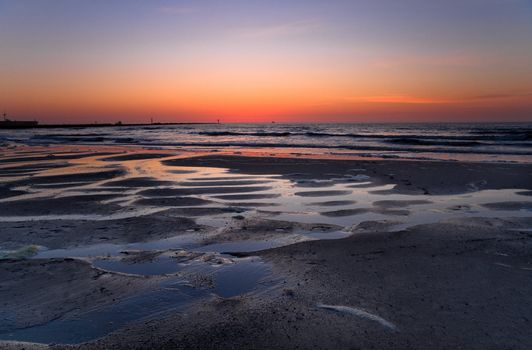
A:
0;258;161;330
0;212;206;250
1;147;531;349
164;155;532;195
54;217;532;350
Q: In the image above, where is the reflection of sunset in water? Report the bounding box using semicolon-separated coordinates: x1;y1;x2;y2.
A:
1;145;530;232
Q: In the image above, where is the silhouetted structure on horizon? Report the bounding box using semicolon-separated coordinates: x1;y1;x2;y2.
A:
0;113;39;128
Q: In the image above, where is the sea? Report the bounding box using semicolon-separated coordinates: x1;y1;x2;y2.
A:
1;122;531;163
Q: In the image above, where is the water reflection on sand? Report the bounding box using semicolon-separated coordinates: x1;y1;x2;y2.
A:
0;148;531;344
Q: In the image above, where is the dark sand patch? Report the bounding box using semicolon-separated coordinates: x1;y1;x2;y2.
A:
102;153;173;161
139;186;272;197
0;194;122;216
0;162;67;170
0;258;158;330
0;187;25;199
188;176;263;181
167;169;198;175
0;341;49;350
352;220;403;232
368;188;403;195
227;202;279;207
165;155;532;195
447;204;473;211
202;217;342;244
9;169;124;187
0;152;121;164
104;177;175;188
294;190;352;197
0;162;70;175
178;180;272;187
373;199;432;208
135;197;212;207
321;207;410;217
371;208;411;216
439;216;532;231
32;182;94;189
213;193;281;200
481;201;532;211
307;200;357;206
164;207;246;217
320;208;371;216
71;187;130;193
0;213;204;250
0;173;36;178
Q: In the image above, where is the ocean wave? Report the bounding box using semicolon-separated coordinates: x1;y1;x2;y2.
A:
30;134;107;143
468;129;532;141
197;131;291;137
5;123;530;162
387;138;484;147
195;130;531;142
31;133;112;139
113;137;140;144
22;136;532;155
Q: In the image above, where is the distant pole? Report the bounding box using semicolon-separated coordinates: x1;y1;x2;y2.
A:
217;119;220;124
151;117;153;124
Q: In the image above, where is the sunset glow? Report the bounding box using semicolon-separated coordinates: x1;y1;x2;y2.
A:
1;0;531;123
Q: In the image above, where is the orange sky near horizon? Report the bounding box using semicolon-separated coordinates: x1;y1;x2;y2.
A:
1;0;531;123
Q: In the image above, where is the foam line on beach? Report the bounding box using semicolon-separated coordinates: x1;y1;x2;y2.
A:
317;304;397;330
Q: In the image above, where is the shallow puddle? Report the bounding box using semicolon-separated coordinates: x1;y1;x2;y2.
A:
0;256;272;344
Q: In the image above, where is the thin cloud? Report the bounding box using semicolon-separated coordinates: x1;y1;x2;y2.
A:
157;5;196;15
371;53;486;69
341;92;532;105
468;92;532;100
239;20;321;39
343;95;450;104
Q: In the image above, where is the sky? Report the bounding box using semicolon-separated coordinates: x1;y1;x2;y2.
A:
0;0;531;123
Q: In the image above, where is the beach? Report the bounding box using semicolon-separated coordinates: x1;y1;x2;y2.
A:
1;142;531;349
3;0;532;346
